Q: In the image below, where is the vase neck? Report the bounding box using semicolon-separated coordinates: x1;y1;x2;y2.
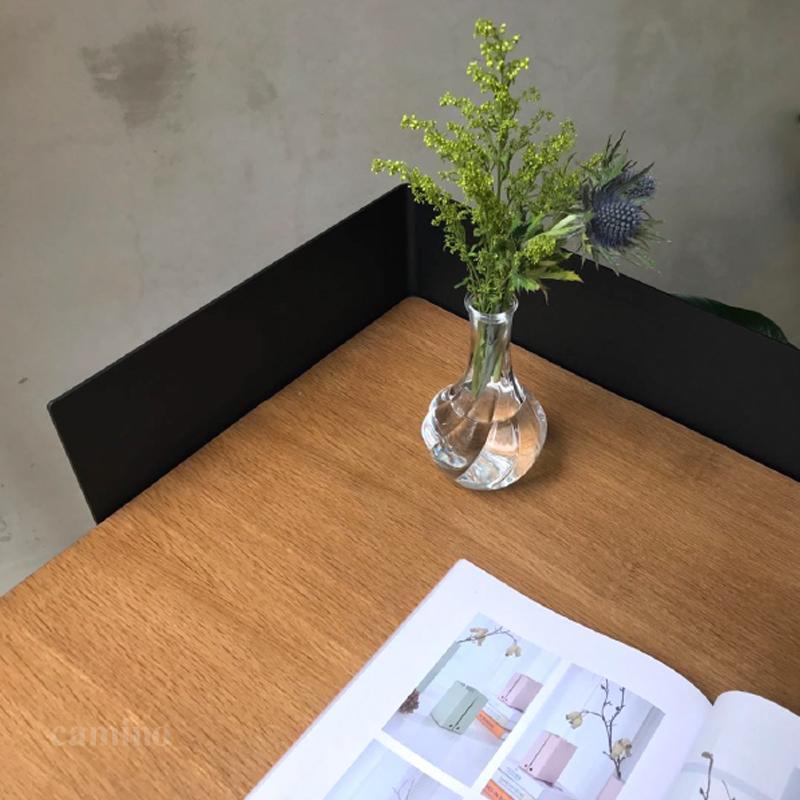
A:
464;297;516;391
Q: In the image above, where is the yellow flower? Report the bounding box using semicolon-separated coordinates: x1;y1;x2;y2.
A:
611;738;633;759
566;711;584;729
505;644;522;657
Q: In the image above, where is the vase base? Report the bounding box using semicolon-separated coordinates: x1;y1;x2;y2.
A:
421;386;547;491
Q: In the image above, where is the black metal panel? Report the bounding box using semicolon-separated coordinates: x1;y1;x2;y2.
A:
50;186;798;524
49;187;410;522
413;201;800;480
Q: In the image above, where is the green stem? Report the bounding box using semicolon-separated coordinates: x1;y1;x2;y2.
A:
470;321;507;398
471;324;487;399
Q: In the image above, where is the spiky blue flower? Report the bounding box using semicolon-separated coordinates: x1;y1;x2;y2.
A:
588;197;642;249
622;170;656;199
577;133;660;266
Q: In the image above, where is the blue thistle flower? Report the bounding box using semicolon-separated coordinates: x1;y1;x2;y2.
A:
578;133;661;265
622;170;656;198
588;196;643;249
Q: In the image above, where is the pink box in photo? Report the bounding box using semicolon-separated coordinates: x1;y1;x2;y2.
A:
597;774;624;800
520;731;576;784
498;673;543;712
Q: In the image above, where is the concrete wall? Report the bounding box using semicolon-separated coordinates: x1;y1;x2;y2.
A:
1;0;798;594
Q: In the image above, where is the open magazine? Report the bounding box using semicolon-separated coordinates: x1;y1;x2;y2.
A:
249;561;800;800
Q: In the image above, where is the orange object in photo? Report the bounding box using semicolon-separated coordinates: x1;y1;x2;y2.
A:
482;780;515;800
477;710;509;740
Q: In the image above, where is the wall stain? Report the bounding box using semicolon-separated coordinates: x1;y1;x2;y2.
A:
81;24;195;128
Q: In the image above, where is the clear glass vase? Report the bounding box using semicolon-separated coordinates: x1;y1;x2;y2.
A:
421;296;547;490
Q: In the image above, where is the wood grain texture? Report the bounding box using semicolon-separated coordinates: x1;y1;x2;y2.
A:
1;298;798;799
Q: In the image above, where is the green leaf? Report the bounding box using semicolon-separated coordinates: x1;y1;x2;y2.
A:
510;216;529;241
540;268;582;282
679;296;791;345
512;274;542;293
521;213;545;241
543;213;585;239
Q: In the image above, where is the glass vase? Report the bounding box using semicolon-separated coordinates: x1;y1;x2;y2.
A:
421;296;547;490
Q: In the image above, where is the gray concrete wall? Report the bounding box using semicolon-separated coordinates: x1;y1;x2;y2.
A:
1;0;798;594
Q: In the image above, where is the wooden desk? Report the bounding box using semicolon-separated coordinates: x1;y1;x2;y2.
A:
1;298;798;798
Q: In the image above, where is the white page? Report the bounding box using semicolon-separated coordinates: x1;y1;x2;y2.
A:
248;560;710;799
666;691;800;800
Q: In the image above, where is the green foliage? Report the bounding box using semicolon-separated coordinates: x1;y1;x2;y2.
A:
680;296;791;345
373;19;601;313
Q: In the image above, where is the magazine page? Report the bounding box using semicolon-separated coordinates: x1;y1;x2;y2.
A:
666;691;800;800
248;559;710;800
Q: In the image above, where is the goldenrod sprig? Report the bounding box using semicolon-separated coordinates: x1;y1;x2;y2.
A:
373;19;601;312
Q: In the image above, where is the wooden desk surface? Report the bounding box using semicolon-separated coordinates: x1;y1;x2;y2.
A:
1;298;798;798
